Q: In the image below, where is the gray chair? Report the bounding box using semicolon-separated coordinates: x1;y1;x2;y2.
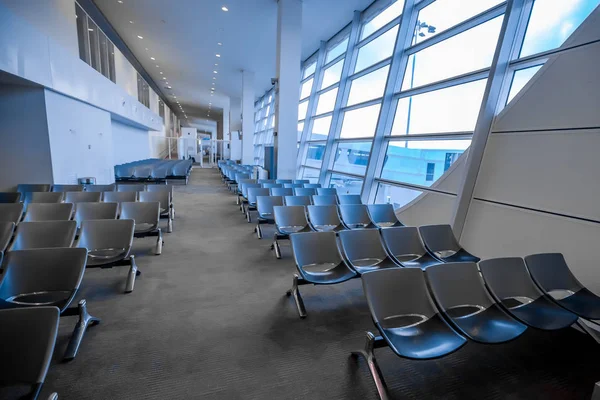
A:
52;184;84;192
303;183;321;189
73;202;118;229
479;257;579;330
294;180;310;184
353;268;466;400
0;248;99;361
254;196;284;239
0;307;60;399
525;253;600;320
120;202;163;255
0;222;15;253
306;205;346;232
287;231;358;318
17;184;51;194
0;192;21;203
275;179;293;184
294;188;317;197
24;203;74;222
236;179;257;207
380;227;439;269
240;183;262;213
22;192;63;206
146;184;174;196
261;183;283;189
11;221;77;251
75;219;138;293
246;188;269;223
139;191;173;233
117;184;146;192
338;229;399;274
283;183;304;189
269;187;293;197
65;191;102;204
426;262;527;343
84;184;116;192
338;194;362;205
316;188;337;196
284;195;312;206
272;205;312;259
418;224;480;263
312;195;338;206
103;191;137;207
257;179;276;184
0;203;24;224
338;204;376;229
367;204;403;228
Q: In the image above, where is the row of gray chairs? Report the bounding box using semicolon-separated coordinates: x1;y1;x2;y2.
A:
1;183;172;196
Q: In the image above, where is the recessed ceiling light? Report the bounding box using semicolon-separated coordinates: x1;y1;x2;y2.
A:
218;42;222;46
156;65;159;68
162;77;166;80
129;20;133;24
150;57;155;60
118;0;123;3
216;54;221;58
88;28;94;31
215;63;218;66
221;6;228;11
167;86;172;89
160;72;163;74
137;35;143;39
213;71;218;74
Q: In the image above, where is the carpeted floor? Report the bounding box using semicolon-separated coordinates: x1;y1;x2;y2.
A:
38;168;600;399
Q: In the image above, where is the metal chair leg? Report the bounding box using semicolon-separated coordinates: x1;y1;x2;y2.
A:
351;332;389;400
273;239;281;259
285;274;307;318
247;210;252;223
125;255;139;293
63;299;100;361
167;216;173;233
256;223;262;239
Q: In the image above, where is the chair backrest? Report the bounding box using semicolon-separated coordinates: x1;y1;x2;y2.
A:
120;202;160;227
0;222;15;252
117;184;146;192
293;180;310;184
524;253;582;293
261;183;283;189
367;204;402;227
337;194;362;205
84;184;116;192
362;268;438;324
338;229;388;265
0;192;21;203
103;191;137;203
11;221;77;251
257;179;276;184
52;184;84;193
269;187;293;197
316;188;337;196
76;219;134;255
17;184;51;194
0;306;59;387
306;205;343;231
479;257;543;302
283;183;304;189
293;188;317;196
235;172;250;182
24;203;74;222
242;183;262;198
290;231;342;268
312;195;338;206
22;192;63;205
0;247;88;302
139;191;170;212
73;202;118;228
380;227;429;261
426;262;494;312
146;184;174;196
303;183;321;189
65;191;102;204
275;179;293;184
0;203;24;224
247;188;270;204
338;204;373;229
284;196;312;206
256;196;284;219
274;206;310;230
418;224;461;254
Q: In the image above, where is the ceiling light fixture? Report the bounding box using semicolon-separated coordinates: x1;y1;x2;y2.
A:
221;6;228;11
129;20;133;24
160;72;163;74
162;77;167;80
167;86;172;89
213;71;218;74
218;42;222;46
216;54;221;58
156;65;159;68
118;0;123;3
150;57;155;60
137;35;143;39
88;28;94;31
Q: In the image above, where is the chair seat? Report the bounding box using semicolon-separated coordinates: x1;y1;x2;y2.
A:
87;248;128;266
557;288;600;320
379;313;466;360
436;249;480;263
349;257;398;274
313;224;343;232
2;291;72;312
502;296;579;330
298;262;357;284
394;253;439;269
278;225;310;234
449;304;527;343
134;223;157;234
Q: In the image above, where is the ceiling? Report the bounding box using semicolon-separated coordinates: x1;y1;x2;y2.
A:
94;0;373;126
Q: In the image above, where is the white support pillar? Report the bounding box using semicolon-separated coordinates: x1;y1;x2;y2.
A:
274;0;302;179
222;100;231;160
241;70;255;165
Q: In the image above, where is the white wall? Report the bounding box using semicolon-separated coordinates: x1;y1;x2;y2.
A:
45;89;115;184
0;84;53;191
111;120;151;165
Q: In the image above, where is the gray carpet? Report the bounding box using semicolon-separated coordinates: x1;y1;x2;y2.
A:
37;168;600;399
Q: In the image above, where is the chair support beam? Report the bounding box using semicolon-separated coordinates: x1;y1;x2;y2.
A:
351;331;389;400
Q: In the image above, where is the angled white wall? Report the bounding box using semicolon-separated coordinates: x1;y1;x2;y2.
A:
112;120;151;165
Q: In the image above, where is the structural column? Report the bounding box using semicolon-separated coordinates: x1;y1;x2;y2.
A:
241;70;255;165
274;0;302;179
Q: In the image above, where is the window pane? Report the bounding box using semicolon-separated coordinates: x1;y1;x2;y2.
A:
340;104;381;139
321;59;344;89
300;78;313;100
375;183;423;208
75;4;89;64
402;16;502;90
310;116;332;140
87;17;100;73
315;87;338;115
305;143;326;169
297;121;304;141
333;141;372;175
414;0;504;44
329;173;364;195
392;79;486;135
326;38;348;63
520;0;600;57
298;100;309;121
347;65;389;106
304;62;316;78
381;139;470;186
355;25;399;73
302;167;321;183
362;0;405;39
506;65;542;104
108;42;116;83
